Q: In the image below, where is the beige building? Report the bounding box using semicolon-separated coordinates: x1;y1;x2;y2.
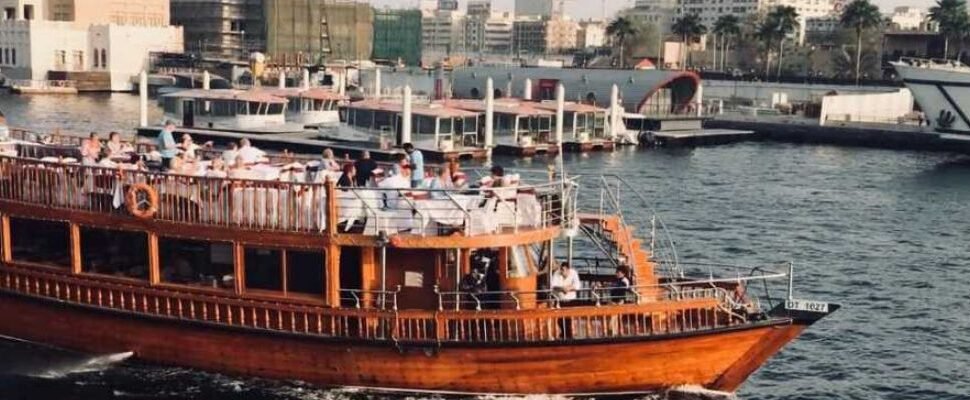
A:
264;0;372;63
0;0;182;91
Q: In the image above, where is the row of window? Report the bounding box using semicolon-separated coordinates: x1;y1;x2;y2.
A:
92;48;108;69
4;218;326;297
0;47;15;66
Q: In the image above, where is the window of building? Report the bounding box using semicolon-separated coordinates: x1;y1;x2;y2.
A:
159;238;235;289
3;7;14;20
80;228;149;280
23;4;32;20
93;48;99;68
12;48;16;66
9;218;71;268
1;48;5;65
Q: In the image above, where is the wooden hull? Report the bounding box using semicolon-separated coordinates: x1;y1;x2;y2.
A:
0;292;807;395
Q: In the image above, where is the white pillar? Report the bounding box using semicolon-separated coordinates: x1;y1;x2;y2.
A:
402;85;413;145
202;70;211;90
696;84;704;117
555;84;565;144
302;68;310;90
374;68;382;98
139;70;148;128
609;84;620;140
523;78;532;101
278;70;286;89
484;78;494;148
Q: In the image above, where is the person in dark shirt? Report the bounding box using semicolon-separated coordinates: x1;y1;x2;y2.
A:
610;267;633;304
354;150;378;187
336;163;356;189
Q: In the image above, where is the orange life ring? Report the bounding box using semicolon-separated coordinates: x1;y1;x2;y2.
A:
126;183;158;219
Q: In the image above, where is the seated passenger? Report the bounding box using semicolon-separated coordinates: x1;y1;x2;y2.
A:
80;132;102;165
222;142;239;166
550;262;581;305
105;131;133;159
207;158;228;178
379;163;411;209
236;138;265;165
320;148;341;172
354;150;378;187
336;163;357;189
179;134;200;160
429;164;454;199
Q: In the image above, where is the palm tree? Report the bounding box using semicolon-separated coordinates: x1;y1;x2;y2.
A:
713;15;741;70
672;14;707;69
840;0;882;85
607;17;638;68
929;0;969;59
758;7;799;79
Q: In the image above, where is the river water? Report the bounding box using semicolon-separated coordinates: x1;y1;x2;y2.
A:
0;93;968;400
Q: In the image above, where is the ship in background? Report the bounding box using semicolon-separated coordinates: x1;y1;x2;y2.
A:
891;57;970;134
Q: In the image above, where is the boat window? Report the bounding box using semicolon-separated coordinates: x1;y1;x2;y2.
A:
8;217;70;268
162;97;178;113
574;113;585;133
461;117;477;133
438;118;453;134
236;101;248;115
415;115;436;135
538;117;551;131
497;114;513;132
373;110;393;131
159;238;234;289
508;246;532;278
212;100;234;116
287;98;300;113
313;99;325;111
566;112;577;131
80;227;148;280
354;109;373;128
268;103;284;115
286;250;325;295
245;247;282;291
247;102;260;115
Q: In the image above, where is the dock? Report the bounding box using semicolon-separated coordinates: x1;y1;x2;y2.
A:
135;126;488;162
494;143;559;157
562;139;617;153
8;79;78;95
649;129;755;147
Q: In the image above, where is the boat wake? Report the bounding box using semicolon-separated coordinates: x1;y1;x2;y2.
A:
30;351;134;379
665;385;737;400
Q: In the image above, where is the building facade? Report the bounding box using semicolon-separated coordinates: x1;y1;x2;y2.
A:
170;0;262;60
624;0;677;34
263;0;372;63
467;0;491;17
465;11;514;54
372;8;422;65
889;7;928;31
422;9;466;53
577;20;606;48
515;0;559;18
0;0;182;91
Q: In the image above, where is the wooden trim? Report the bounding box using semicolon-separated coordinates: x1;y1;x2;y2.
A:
325;179;337;236
0;214;10;263
280;249;289;297
360;247;376;307
147;232;160;285
69;223;81;274
333;226;561;249
325;244;340;307
233;242;245;295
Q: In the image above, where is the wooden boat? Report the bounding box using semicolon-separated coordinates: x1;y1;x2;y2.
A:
0;134;838;396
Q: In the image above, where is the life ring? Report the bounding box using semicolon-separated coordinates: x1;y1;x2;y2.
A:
126;183;158;219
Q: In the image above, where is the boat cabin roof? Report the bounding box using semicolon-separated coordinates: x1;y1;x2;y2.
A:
163;89;289;104
447;99;555;117
255;87;346;101
347;100;480;119
532;101;606;114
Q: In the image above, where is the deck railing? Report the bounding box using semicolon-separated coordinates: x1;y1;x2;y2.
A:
0;264;751;345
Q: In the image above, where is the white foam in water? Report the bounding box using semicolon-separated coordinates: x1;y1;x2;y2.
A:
32;351;134;379
667;385;737;400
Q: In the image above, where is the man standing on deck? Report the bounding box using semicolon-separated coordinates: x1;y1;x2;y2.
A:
354;150;378;187
157;120;177;169
402;143;423;188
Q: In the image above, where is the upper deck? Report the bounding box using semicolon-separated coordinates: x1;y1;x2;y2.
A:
0;137;566;247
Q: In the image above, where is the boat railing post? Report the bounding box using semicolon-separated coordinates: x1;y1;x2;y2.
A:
393;285;401;311
787;262;794;301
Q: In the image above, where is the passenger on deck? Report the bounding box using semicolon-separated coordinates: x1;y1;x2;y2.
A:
157;121;178;169
488;165;506;187
551;262;581;304
380;162;411;209
222;142;239;166
105;132;133;160
237;138;265;165
610;267;633;304
337;163;357;189
229;154;249;178
429;163;454;198
354;150;378;187
320;148;341;172
80;132;102;165
207;158;228;178
403;143;424;188
179;134;200;160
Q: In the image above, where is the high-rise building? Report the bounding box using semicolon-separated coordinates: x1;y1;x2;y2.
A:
467;0;491;17
438;0;458;11
576;20;606;48
170;0;263;60
0;0;183;91
624;0;677;33
373;8;422;65
422;9;466;53
515;0;560;18
263;0;373;63
513;15;578;54
465;11;513;54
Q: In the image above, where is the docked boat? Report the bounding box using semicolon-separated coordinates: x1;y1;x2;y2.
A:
160;89;302;133
255;87;346;127
891;57;970;134
0;127;837;396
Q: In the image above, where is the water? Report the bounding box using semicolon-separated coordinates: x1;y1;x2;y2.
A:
1;93;969;400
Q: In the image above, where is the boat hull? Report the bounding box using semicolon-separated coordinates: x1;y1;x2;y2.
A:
0;291;807;395
892;62;970;134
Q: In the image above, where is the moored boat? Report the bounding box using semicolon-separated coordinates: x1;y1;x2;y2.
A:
0;133;838;395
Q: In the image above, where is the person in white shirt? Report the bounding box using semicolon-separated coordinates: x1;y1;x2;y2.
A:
179;134;200;160
222;142;239;166
236;138;266;165
550;262;581;303
379;164;411;209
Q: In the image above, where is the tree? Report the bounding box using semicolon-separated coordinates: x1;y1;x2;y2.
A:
607;17;638;68
840;0;883;85
713;15;741;70
672;14;707;69
758;6;800;79
929;0;969;59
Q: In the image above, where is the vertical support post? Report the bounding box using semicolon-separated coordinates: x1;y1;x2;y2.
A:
69;223;81;274
696;84;704;117
610;84;620;141
326;244;341;307
325;177;338;236
202;70;211;90
302;68;311;90
278;70;286;89
787;262;794;301
484;78;494;153
523;78;532;100
148;232;160;285
373;67;382;97
139;70;148;127
0;215;10;263
360;248;377;307
401;85;413;145
233;242;245;295
555;83;565;144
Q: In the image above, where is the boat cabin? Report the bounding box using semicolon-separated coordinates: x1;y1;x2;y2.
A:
255;87;345;127
533;101;608;144
343;100;481;151
161;89;289;131
449;99;555;148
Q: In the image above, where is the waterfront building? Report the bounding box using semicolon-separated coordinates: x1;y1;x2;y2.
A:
515;0;560;18
465;11;514;54
169;0;261;60
263;0;372;63
437;0;458;12
889;7;930;31
577;20;607;49
467;0;491;17
422;8;466;53
372;8;423;66
513;15;578;55
0;0;183;91
623;0;677;33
